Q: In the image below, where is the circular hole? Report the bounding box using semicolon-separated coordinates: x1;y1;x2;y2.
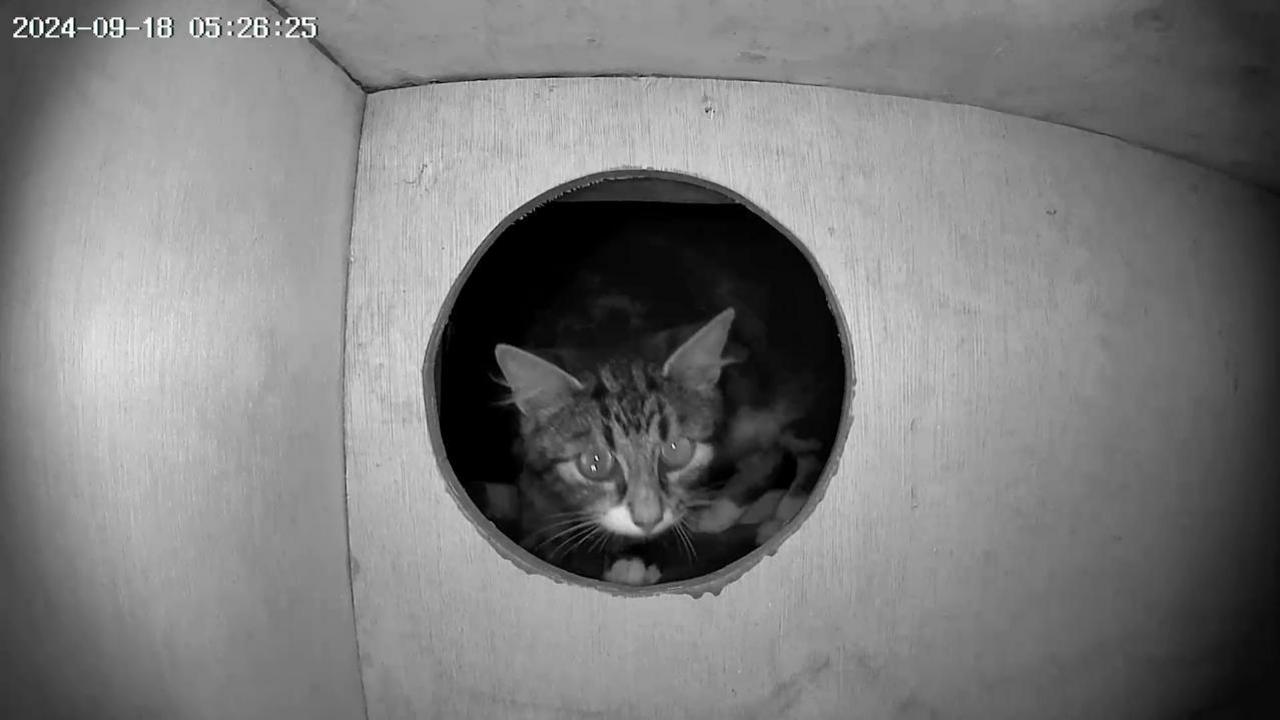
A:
425;170;853;596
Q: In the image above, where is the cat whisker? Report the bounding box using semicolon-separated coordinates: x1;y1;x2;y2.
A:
526;512;594;536
546;523;598;560
558;527;604;561
532;519;595;553
527;525;580;550
560;525;603;559
585;528;608;556
533;509;595;526
675;520;697;563
531;518;590;538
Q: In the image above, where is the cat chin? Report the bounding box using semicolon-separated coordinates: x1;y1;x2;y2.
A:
599;505;676;539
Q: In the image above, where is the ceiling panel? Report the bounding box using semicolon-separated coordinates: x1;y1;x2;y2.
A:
279;0;1280;192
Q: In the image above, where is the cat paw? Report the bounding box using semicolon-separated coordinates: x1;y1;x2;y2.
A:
739;489;785;524
755;489;810;544
692;498;745;533
604;557;661;585
756;519;784;545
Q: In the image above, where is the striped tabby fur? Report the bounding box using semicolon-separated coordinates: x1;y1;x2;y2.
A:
494;307;827;585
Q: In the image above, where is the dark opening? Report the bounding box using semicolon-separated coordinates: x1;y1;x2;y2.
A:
429;173;851;595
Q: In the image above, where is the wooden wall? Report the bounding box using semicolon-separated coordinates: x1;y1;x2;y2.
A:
0;1;367;718
280;0;1280;192
346;77;1280;719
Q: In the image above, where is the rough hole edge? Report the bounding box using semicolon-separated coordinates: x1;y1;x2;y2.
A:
420;167;857;599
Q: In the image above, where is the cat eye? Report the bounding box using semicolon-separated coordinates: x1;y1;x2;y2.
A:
660;437;695;469
575;447;615;480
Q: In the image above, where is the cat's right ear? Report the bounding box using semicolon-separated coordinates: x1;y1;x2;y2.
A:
494;344;584;416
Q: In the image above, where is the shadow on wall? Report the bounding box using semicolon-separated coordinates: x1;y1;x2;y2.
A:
0;1;135;715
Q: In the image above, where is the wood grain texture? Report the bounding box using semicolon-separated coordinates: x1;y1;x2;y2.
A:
280;0;1280;192
345;77;1280;719
0;1;367;718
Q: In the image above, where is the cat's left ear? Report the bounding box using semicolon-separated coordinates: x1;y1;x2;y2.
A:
495;344;584;416
662;308;735;391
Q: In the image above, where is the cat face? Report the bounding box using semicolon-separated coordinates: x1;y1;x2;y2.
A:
496;309;735;541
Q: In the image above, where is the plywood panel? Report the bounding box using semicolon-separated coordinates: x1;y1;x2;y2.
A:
345;77;1280;719
0;1;367;718
282;0;1280;192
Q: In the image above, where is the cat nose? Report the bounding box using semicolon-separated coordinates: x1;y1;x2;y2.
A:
632;512;660;530
629;503;662;533
633;515;660;533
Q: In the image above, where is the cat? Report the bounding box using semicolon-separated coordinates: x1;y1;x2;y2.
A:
496;308;734;584
494;307;832;586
